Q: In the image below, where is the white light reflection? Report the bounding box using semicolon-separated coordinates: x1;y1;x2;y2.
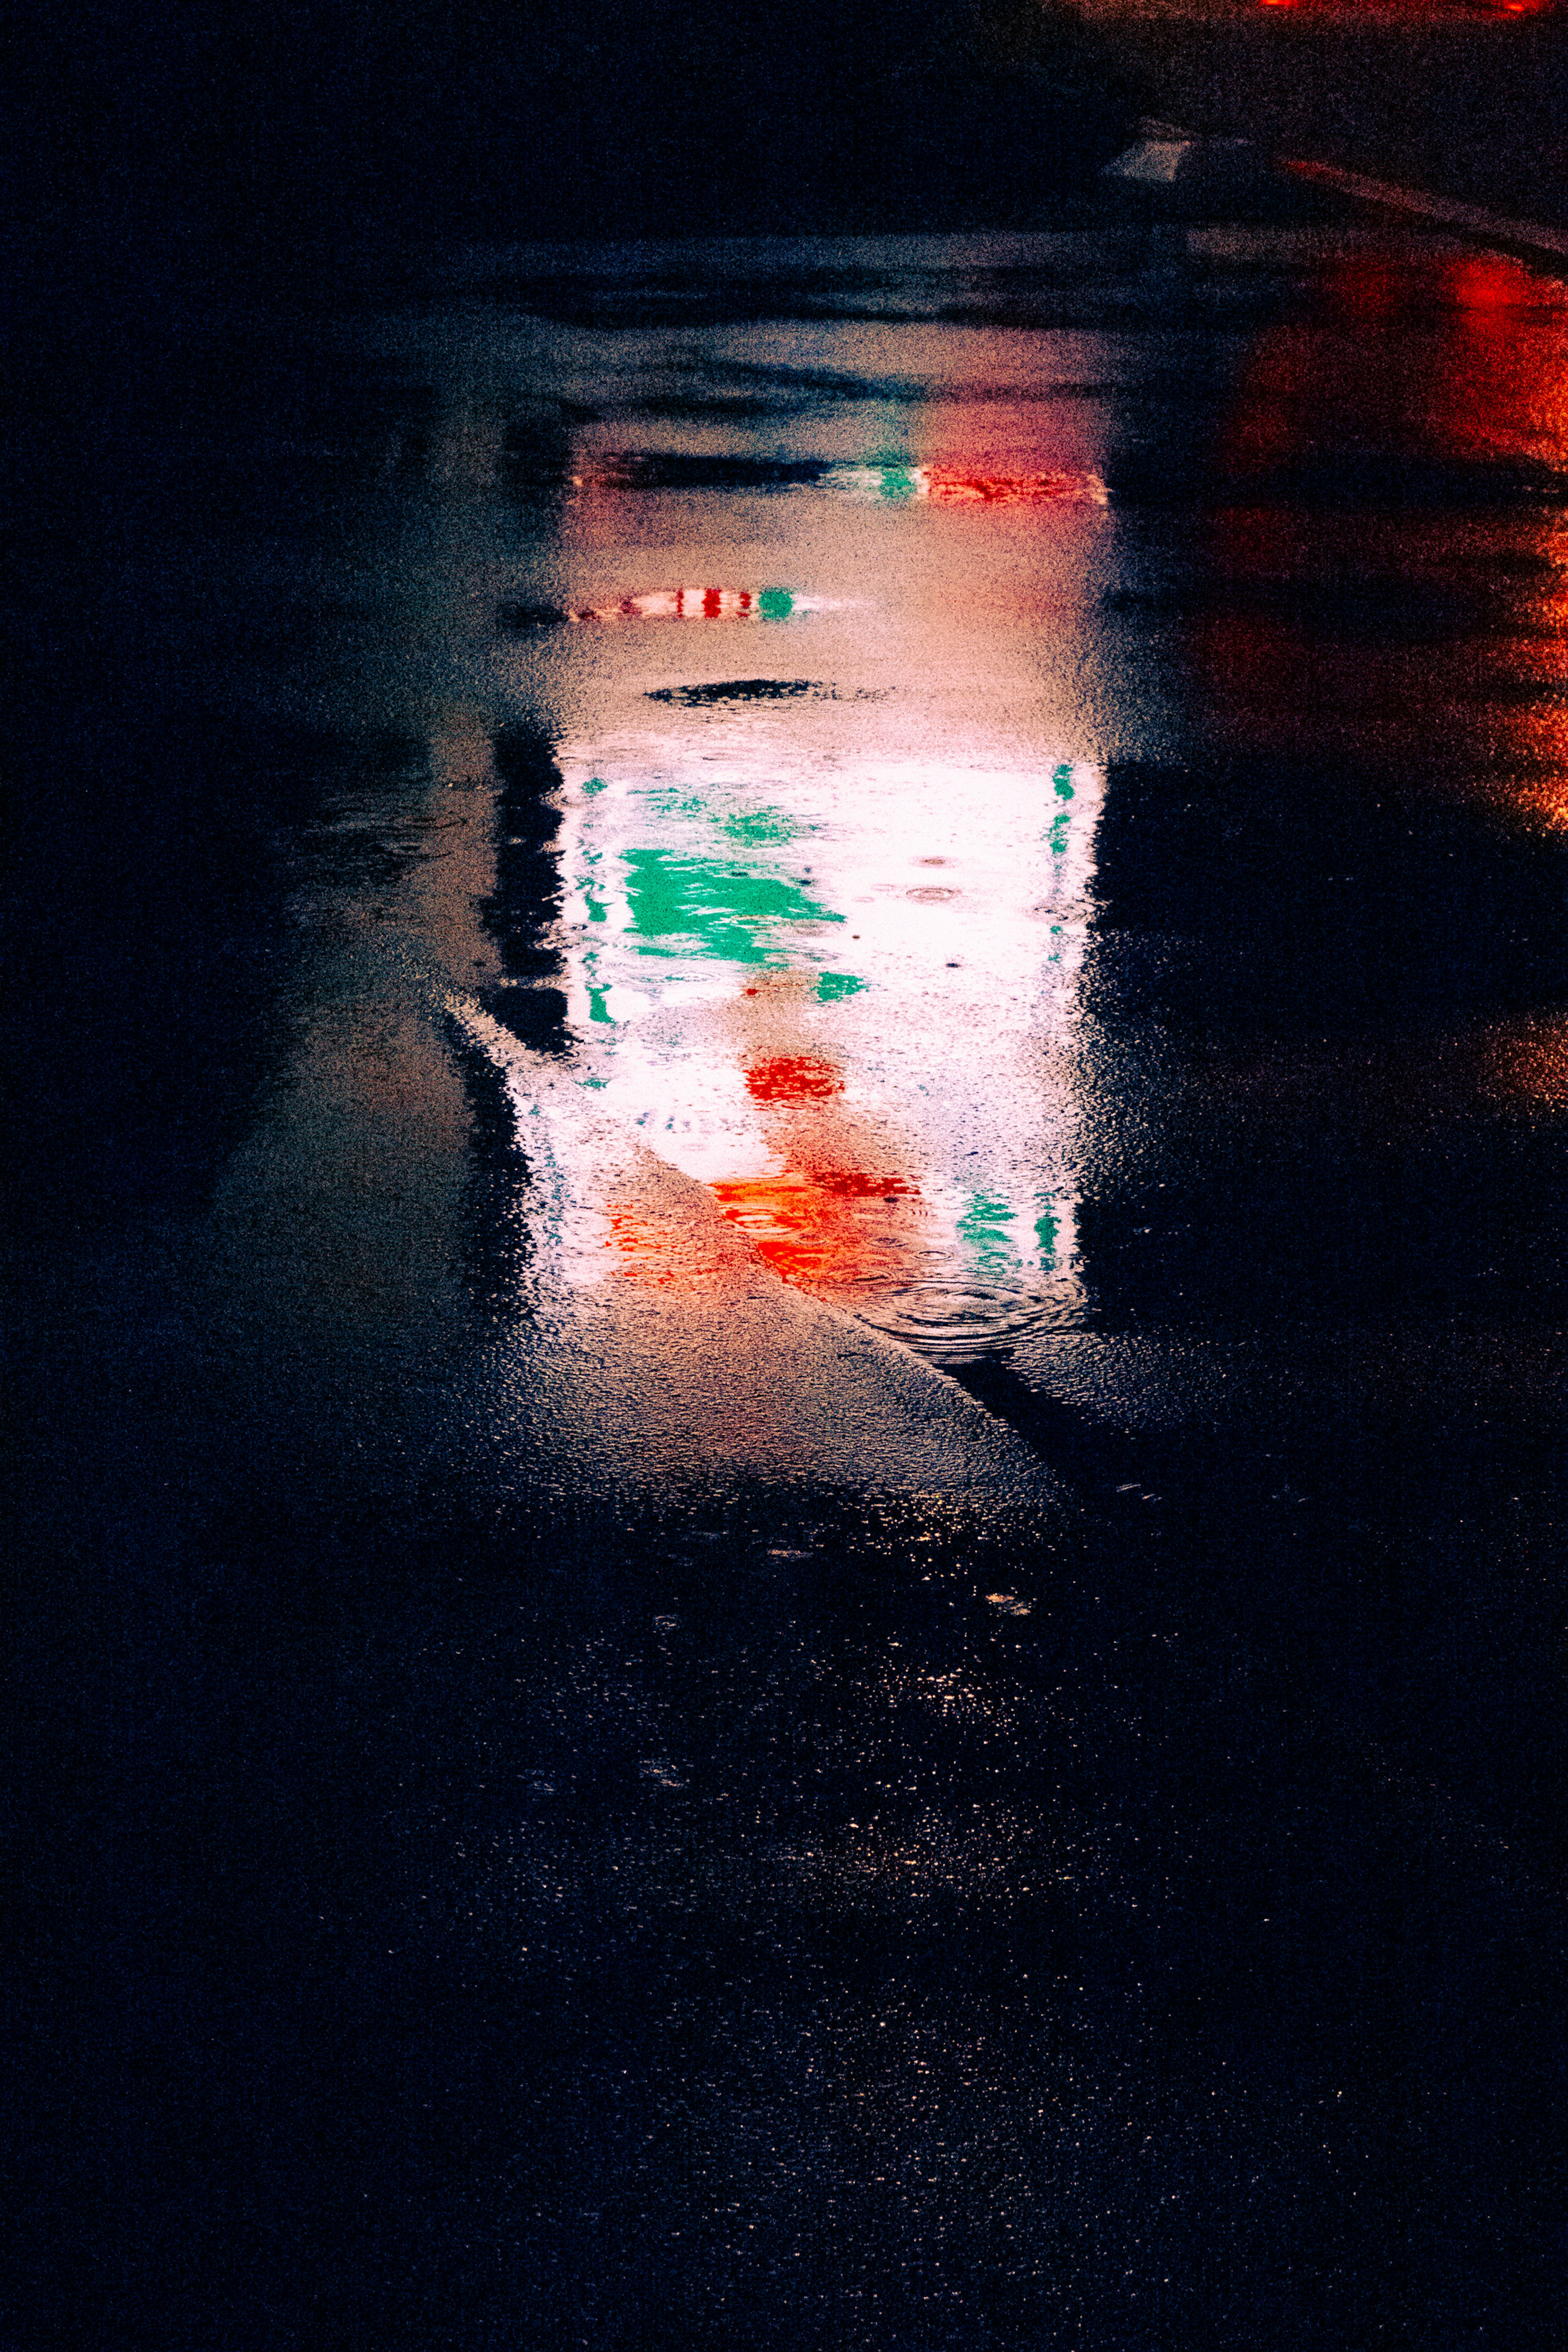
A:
466;282;1122;1362
542;735;1104;1361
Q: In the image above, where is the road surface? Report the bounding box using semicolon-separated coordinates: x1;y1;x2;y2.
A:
1094;8;1568;227
9;154;1566;2350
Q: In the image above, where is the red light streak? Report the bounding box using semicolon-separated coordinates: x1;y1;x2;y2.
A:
919;465;1107;505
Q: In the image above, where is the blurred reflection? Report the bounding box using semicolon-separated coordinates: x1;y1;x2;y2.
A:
1196;247;1568;829
550;746;1102;1357
568;457;1107;506
837;460;1107;505
443;279;1125;1357
501;586;816;626
1074;235;1568;1309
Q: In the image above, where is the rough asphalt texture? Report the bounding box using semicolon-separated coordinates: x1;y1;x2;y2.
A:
1100;17;1568;228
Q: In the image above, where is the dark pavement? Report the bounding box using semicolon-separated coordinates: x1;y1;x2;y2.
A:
6;42;1568;2352
1098;11;1568;227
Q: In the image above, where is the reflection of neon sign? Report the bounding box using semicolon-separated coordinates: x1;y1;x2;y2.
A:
565;456;1108;507
708;1173;922;1287
546;751;1105;1349
1258;2;1552;11
621;849;843;967
546;587;804;624
839;462;1108;506
921;464;1108;505
743;1055;844;1103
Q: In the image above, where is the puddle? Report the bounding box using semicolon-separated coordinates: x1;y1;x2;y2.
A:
849;1271;1075;1367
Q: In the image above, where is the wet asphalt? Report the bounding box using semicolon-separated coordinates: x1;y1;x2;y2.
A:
7;163;1567;2350
1098;14;1568;235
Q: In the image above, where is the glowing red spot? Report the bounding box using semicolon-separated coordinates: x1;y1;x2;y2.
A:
1448;253;1539;313
743;1055;844;1104
709;1178;839;1278
708;1169;921;1284
703;587;723;618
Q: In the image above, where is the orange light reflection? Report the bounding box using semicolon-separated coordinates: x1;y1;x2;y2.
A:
1214;1011;1568;1125
602;1205;730;1290
919;465;1107;506
710;1171;923;1286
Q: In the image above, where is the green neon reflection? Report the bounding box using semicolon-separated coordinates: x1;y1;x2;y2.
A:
722;806;804;845
624;849;843;966
958;1192;1021;1271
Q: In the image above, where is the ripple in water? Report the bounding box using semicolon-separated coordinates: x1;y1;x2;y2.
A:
846;1272;1071;1367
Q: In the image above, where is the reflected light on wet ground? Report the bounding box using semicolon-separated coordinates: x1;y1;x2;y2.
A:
236;226;1568;1376
1211;1007;1568;1118
416;287;1129;1361
14;216;1568;2352
1196;246;1568;828
544;744;1102;1358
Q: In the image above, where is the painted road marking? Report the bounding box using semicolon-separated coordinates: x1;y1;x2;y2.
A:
1106;122;1568;267
1283;159;1568;262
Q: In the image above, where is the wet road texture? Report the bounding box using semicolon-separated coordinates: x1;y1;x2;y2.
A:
9;170;1568;2351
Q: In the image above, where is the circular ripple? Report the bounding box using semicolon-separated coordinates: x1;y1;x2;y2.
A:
849;1277;1060;1367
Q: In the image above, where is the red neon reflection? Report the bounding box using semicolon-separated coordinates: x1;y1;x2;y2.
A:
1198;247;1568;825
743;1054;845;1104
809;1168;919;1199
603;1169;922;1291
708;1171;921;1284
564;588;763;623
921;465;1106;505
